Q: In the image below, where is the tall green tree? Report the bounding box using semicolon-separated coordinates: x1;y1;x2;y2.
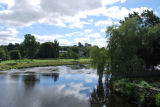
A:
90;46;108;81
23;34;40;59
107;18;144;73
78;42;83;47
38;42;54;58
139;24;160;68
53;40;59;58
7;43;14;51
141;10;160;27
106;10;160;73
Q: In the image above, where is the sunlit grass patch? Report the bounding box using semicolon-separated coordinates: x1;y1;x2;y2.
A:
0;58;91;70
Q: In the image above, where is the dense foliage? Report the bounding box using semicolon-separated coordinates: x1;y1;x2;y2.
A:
112;79;156;106
37;40;59;58
90;46;108;81
9;50;21;60
23;34;40;59
0;47;8;60
106;10;160;73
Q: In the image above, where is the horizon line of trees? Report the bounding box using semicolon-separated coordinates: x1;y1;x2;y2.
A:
0;34;92;61
0;34;59;61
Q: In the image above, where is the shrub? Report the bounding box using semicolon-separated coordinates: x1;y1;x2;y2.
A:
139;81;152;88
72;52;80;60
124;83;134;96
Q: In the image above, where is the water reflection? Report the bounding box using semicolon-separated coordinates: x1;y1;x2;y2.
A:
10;74;20;81
97;65;104;82
42;73;59;82
89;77;136;107
89;80;107;107
0;66;136;107
23;74;40;89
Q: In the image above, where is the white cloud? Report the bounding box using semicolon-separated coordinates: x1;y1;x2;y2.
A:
63;30;105;47
34;34;63;43
104;6;129;19
87;33;101;38
0;0;153;46
74;37;90;44
0;0;103;28
95;20;119;27
130;7;152;14
100;28;106;33
91;38;107;47
40;0;102;16
84;6;151;20
95;20;111;26
102;0;126;6
65;32;83;37
41;18;66;27
0;0;131;28
84;29;93;33
69;21;90;29
0;28;22;45
59;39;75;46
104;6;151;20
0;0;15;9
88;19;94;23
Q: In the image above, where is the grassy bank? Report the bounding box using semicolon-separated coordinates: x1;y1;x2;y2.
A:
111;78;160;106
0;58;91;70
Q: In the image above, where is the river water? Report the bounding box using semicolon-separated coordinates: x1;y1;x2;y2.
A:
0;65;136;107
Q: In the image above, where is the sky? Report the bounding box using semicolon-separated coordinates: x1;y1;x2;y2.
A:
0;0;160;47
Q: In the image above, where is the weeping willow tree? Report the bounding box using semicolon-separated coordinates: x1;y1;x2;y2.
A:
90;46;108;81
106;18;144;74
106;10;160;74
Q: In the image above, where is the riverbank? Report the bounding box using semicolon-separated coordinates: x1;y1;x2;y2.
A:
0;58;91;70
111;78;160;107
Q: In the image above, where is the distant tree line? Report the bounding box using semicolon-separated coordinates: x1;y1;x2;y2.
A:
0;34;59;60
59;43;91;59
0;34;92;61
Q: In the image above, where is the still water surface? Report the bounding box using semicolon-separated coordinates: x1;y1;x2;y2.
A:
0;66;136;107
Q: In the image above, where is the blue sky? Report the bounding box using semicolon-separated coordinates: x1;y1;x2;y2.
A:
0;0;160;47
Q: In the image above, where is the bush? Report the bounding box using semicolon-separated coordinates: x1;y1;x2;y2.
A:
139;81;152;88
10;50;21;60
113;79;135;96
67;49;80;60
156;93;160;106
112;79;156;106
72;52;80;60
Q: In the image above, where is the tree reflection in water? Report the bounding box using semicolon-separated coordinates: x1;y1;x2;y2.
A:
89;79;107;107
52;73;59;82
10;74;20;81
89;75;136;107
22;74;40;89
42;73;59;82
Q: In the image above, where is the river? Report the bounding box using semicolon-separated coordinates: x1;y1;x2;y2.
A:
0;65;136;107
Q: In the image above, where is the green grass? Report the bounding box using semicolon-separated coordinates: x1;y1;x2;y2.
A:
0;58;91;70
1;58;89;64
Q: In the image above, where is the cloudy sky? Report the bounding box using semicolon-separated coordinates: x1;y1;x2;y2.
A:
0;0;160;47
